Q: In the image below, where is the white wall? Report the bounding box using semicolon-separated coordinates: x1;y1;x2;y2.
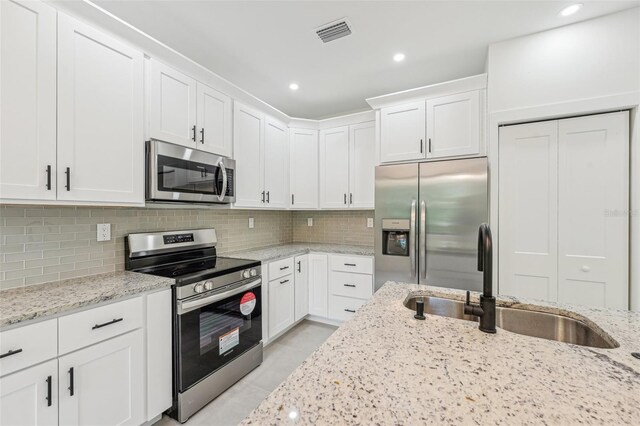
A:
486;7;640;311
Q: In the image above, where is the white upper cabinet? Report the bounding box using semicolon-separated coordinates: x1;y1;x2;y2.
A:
319;126;350;208
426;90;481;158
349;121;376;209
196;82;232;157
379;101;426;163
57;13;144;204
233;102;264;207
263;117;289;208
149;60;197;147
0;0;57;201
289;129;319;209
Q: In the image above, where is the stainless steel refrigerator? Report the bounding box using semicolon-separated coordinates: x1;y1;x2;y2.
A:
374;157;488;291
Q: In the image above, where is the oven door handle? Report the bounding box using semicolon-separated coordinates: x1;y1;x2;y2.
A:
178;278;261;315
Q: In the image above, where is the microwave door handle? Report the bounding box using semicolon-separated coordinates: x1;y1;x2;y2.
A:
420;200;427;280
217;160;227;202
178;278;261;315
410;199;417;279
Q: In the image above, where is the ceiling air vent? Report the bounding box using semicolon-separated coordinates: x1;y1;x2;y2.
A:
315;18;353;43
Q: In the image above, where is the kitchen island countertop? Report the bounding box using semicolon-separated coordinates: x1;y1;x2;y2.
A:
242;282;640;425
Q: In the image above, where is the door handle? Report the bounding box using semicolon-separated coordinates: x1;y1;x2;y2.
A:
92;317;123;330
266;191;270;203
200;127;205;144
297;261;301;273
343;193;347;205
68;367;74;396
46;375;52;407
420;200;427;280
191;125;197;142
261;191;265;203
410;199;417;279
343;283;356;288
280;279;289;284
428;138;432;153
279;266;289;271
46;165;51;190
291;194;294;205
65;167;71;191
0;348;22;359
350;193;353;204
420;139;423;153
344;308;356;313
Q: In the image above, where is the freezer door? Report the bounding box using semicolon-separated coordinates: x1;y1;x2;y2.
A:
374;163;419;291
419;157;488;291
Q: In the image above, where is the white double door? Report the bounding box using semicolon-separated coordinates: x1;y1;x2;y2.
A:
499;111;629;309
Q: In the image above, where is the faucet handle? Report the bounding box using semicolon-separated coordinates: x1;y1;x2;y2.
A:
465;290;471;306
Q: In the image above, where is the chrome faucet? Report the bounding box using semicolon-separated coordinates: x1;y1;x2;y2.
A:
464;223;496;333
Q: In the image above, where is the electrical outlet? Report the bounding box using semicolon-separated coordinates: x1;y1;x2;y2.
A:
307;218;313;227
248;217;254;229
367;218;374;228
97;223;111;242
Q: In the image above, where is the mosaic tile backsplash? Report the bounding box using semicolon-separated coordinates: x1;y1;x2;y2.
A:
0;205;373;290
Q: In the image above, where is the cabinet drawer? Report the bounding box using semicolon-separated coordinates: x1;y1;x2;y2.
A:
268;257;295;281
328;295;367;322
0;319;57;377
330;271;373;299
59;297;143;355
330;255;373;274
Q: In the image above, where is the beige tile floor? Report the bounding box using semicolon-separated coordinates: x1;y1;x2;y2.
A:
155;320;337;426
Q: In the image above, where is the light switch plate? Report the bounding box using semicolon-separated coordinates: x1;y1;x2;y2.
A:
307;218;313;227
248;218;254;229
367;218;374;228
97;223;111;241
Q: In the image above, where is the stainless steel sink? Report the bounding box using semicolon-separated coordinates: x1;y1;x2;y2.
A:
404;295;619;349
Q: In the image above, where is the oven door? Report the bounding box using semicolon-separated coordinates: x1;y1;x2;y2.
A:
147;139;235;203
176;278;261;392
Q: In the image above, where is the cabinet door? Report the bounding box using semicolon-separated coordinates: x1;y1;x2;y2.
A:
58;330;144;426
268;275;294;338
149;59;197;147
0;360;58;426
319;126;350;208
349;121;376;209
289;128;318;209
57;13;143;204
308;254;328;317
145;290;172;421
0;0;56;200
233;102;264;207
426;91;480;159
196;82;232;157
379;101;426;163
294;255;309;321
498;121;558;301
558;112;629;309
263;117;289;208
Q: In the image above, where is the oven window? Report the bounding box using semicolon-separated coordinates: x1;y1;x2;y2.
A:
157;154;222;195
178;285;262;392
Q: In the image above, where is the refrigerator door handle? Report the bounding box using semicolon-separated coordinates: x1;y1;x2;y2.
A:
420;200;427;280
410;199;417;278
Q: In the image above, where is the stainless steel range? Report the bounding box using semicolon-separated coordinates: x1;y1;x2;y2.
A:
125;229;262;423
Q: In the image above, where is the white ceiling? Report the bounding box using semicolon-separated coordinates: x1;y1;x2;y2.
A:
93;0;639;119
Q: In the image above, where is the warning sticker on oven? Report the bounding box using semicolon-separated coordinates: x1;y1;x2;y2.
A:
240;292;257;316
219;327;240;355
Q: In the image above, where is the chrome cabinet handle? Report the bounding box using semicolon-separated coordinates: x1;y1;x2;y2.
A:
420;200;427;280
410;199;417;278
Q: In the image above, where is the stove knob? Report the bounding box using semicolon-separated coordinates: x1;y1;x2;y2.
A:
204;281;214;291
194;283;205;294
250;269;257;277
242;270;251;279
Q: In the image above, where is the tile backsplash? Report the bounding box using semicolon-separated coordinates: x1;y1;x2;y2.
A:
293;210;374;247
0;205;374;290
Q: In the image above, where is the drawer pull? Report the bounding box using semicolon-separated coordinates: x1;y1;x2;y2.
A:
344;308;356;313
92;317;123;330
280;279;289;284
46;375;52;407
279;266;289;271
343;284;356;288
0;348;23;359
344;263;357;267
68;367;74;396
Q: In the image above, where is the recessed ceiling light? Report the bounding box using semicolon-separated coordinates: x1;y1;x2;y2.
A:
393;53;405;62
289;83;299;91
559;3;582;17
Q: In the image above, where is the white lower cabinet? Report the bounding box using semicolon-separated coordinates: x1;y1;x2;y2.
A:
0;359;58;426
58;329;144;426
268;273;295;338
308;254;329;317
328;295;367;322
294;255;310;321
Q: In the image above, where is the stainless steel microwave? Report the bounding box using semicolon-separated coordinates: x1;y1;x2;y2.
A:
146;140;235;204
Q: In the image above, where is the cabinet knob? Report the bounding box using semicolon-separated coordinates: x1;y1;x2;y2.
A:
581;265;591;272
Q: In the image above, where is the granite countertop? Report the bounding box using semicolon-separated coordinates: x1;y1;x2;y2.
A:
223;243;374;263
0;271;173;328
242;282;640;425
